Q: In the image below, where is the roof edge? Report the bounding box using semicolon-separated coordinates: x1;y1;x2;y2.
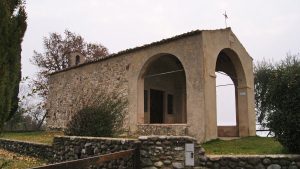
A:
50;27;231;76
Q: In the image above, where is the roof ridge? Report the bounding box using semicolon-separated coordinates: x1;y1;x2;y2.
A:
50;28;230;75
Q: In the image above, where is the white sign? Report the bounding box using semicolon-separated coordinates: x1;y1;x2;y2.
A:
185;143;194;166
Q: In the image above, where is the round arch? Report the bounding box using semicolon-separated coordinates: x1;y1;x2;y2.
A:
214;48;248;137
137;53;187;124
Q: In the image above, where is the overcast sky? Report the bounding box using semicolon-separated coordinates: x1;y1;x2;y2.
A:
21;0;300;125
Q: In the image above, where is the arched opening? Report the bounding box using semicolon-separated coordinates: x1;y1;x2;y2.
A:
140;54;187;124
75;55;80;65
215;49;246;137
216;72;237;125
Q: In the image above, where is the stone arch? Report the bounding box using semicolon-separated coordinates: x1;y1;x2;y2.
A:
137;53;187;124
214;48;249;137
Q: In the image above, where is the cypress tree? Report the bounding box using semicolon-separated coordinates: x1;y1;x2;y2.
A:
0;0;27;131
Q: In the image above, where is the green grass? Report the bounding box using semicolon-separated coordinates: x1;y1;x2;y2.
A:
0;132;288;155
202;136;287;155
0;149;47;169
0;157;46;169
0;131;63;145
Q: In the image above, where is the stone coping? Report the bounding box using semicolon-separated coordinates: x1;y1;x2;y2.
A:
0;138;52;146
137;124;189;126
57;135;196;141
138;135;196;141
208;154;300;158
55;135;138;141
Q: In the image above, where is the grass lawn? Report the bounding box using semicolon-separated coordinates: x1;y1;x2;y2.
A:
202;136;287;155
0;132;287;155
0;149;46;169
0;131;63;145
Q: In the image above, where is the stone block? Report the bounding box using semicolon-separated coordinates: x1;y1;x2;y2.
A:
267;164;282;169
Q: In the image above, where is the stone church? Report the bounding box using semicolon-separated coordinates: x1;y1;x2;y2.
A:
46;28;256;142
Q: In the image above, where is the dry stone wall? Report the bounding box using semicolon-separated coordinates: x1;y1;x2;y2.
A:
52;136;139;162
138;136;206;169
52;136;139;168
205;155;300;169
0;136;138;168
1;136;300;169
0;138;53;159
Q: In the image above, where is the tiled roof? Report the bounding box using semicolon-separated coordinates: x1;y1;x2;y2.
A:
50;28;230;75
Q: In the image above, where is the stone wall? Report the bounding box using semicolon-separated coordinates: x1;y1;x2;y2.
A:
52;136;139;162
46;136;138;168
137;136;300;169
139;136;206;169
0;138;54;159
205;155;300;169
0;136;139;168
47;54;130;130
1;136;300;169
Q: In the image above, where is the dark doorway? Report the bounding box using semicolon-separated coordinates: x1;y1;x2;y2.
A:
150;89;164;123
142;54;187;124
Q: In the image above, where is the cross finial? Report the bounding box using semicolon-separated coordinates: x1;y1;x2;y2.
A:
223;11;228;28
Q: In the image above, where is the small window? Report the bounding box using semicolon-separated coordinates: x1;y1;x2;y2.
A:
144;90;148;112
167;94;173;114
75;55;80;65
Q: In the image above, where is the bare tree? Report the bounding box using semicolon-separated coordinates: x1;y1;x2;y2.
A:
31;30;109;128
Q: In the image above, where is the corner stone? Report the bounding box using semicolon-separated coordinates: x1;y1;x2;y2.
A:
172;162;184;169
267;164;281;169
154;161;163;168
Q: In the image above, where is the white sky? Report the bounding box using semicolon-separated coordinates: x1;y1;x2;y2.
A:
21;0;300;124
216;73;236;125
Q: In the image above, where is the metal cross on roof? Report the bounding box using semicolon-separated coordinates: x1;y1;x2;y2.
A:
223;11;228;28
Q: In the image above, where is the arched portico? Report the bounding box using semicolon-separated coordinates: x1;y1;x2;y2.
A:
214;48;249;137
137;54;187;124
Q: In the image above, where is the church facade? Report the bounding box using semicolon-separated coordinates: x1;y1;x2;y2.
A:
46;28;256;142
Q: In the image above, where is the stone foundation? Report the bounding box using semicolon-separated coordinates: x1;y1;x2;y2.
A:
137;124;189;136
